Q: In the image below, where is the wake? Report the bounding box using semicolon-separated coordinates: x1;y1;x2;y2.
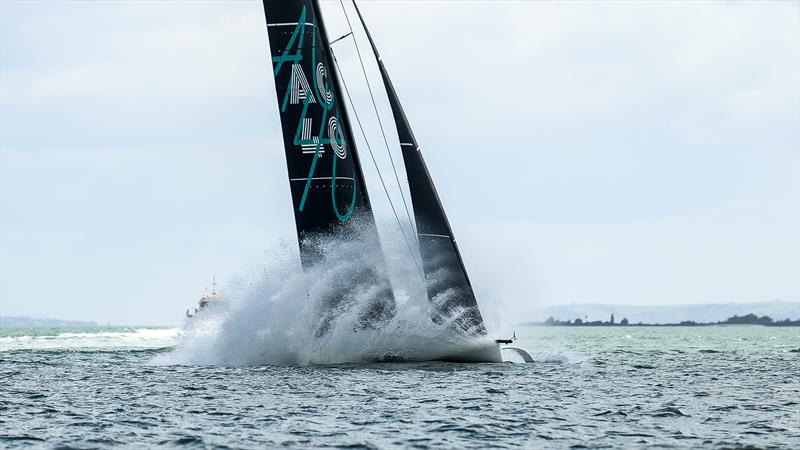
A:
0;328;178;352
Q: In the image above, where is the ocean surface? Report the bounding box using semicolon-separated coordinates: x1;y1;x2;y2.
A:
1;325;798;449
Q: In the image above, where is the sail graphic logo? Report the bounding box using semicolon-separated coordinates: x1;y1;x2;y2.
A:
315;62;333;105
271;6;356;222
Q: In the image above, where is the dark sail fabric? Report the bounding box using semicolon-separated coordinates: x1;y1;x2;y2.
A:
262;0;394;334
350;2;487;336
263;0;373;261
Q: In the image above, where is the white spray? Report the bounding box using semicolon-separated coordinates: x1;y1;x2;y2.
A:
157;219;491;366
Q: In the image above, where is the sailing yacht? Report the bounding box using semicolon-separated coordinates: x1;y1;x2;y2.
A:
262;0;524;363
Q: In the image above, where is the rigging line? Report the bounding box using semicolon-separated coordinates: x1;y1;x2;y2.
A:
331;50;426;282
338;0;417;237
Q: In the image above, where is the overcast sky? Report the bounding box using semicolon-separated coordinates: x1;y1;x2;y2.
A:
1;1;798;326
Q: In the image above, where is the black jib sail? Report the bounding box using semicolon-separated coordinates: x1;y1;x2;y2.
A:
262;0;394;333
350;2;487;336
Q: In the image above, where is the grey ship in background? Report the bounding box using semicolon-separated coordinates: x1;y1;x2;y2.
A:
186;276;226;318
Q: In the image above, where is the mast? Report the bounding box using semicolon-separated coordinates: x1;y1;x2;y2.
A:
350;1;487;336
262;0;395;334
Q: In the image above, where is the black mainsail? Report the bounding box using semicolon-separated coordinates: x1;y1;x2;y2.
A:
350;2;487;336
262;0;394;333
263;0;371;250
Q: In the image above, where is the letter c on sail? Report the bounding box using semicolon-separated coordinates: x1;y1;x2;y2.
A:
316;62;333;107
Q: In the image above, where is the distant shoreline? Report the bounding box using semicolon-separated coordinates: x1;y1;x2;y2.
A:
527;322;800;327
0;316;99;328
527;313;800;327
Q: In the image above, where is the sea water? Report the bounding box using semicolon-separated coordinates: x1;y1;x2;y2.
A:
1;325;798;449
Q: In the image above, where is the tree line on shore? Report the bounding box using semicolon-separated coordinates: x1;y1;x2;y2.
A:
532;313;800;327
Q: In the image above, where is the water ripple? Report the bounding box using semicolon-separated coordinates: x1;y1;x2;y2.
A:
1;326;798;448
